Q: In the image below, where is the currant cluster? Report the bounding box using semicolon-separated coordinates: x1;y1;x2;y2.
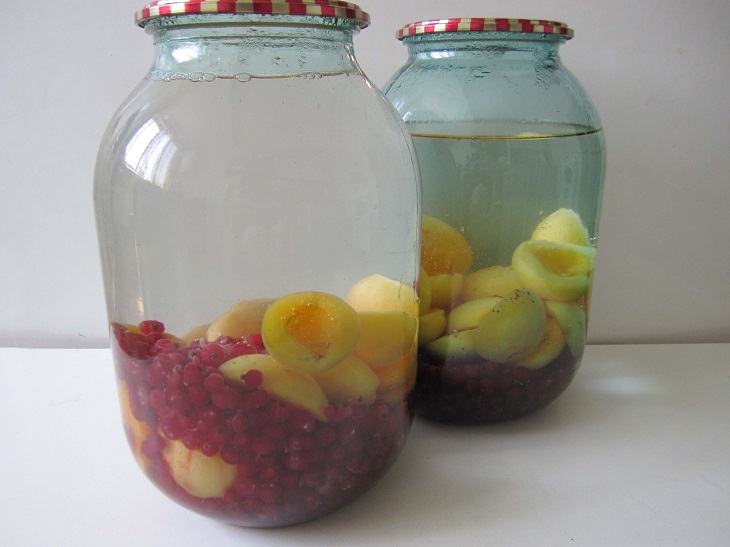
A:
414;346;579;424
112;321;412;527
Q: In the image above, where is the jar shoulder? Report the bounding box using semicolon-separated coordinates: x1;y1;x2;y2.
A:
384;59;601;131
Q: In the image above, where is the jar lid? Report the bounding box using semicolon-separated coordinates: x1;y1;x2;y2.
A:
396;18;573;40
135;0;370;29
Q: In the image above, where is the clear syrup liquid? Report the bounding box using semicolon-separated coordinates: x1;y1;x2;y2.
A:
411;122;605;268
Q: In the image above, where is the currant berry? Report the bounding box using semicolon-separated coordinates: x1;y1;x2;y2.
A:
243;369;264;389
139;320;165;335
203;372;225;392
199;343;228;367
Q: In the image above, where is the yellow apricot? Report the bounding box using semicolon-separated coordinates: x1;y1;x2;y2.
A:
261;291;360;374
515;318;566;369
446;297;500;333
313;354;379;405
418;308;447;346
162;439;237;499
347;274;419;317
219;354;329;421
373;349;417;393
474;289;546;363
377;360;417;403
352;311;418;369
531;208;591;246
545;300;587;357
421;215;474;275
460;265;522;302
429;273;465;310
423;329;479;361
512;240;596;302
207;298;275;341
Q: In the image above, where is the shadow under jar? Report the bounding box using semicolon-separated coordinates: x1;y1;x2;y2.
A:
94;1;421;527
384;18;606;424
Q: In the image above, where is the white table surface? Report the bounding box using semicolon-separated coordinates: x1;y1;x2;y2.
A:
1;344;728;546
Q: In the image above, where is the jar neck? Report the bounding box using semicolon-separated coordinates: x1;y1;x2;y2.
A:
145;14;361;80
403;32;564;65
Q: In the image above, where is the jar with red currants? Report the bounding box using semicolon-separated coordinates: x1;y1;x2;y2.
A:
384;19;606;424
93;1;420;527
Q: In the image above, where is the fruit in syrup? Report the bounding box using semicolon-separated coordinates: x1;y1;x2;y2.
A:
460;265;522;302
219;354;329;421
352;311;417;368
261;291;360;374
207;298;275;341
545;300;587;357
420;215;474;275
473;289;546;363
531;208;591;246
162;439;237;498
418;308;446;346
512;240;595;302
312;354;379;405
347;274;418;316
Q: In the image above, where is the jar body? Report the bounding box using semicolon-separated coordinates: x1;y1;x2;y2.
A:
95;14;420;527
384;26;605;424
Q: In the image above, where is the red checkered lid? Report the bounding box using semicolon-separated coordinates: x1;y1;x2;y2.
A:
135;0;370;28
397;18;573;40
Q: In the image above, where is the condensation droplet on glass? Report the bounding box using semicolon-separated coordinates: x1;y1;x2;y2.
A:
235;73;252;82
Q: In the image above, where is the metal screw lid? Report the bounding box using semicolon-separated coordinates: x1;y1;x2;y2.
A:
397;18;573;40
136;0;370;29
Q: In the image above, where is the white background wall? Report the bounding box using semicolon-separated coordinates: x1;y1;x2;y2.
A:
2;0;729;348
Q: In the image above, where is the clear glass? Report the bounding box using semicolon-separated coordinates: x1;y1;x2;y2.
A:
384;30;605;424
94;14;420;527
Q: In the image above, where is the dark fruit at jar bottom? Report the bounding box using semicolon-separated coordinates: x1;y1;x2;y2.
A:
112;322;413;527
414;346;581;424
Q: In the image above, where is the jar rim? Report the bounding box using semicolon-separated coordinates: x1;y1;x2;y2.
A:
135;0;370;29
397;18;573;41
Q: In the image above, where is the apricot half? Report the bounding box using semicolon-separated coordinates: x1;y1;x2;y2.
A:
531;208;591;246
474;289;546;363
515;318;566;369
376;352;417;403
418;308;447;346
352;311;418;369
162;439;237;499
207;298;274;341
428;273;465;311
347;274;419;317
313;354;379;405
373;350;417;394
512;240;596;302
446;297;500;333
545;300;587;357
460;265;522;302
424;329;479;361
219;354;329;421
421;216;474;276
261;291;360;374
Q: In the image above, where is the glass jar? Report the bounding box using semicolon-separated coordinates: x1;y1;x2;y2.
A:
384;18;605;424
94;0;421;527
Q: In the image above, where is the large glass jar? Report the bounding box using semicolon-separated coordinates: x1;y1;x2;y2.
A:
94;1;420;527
384;18;605;424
